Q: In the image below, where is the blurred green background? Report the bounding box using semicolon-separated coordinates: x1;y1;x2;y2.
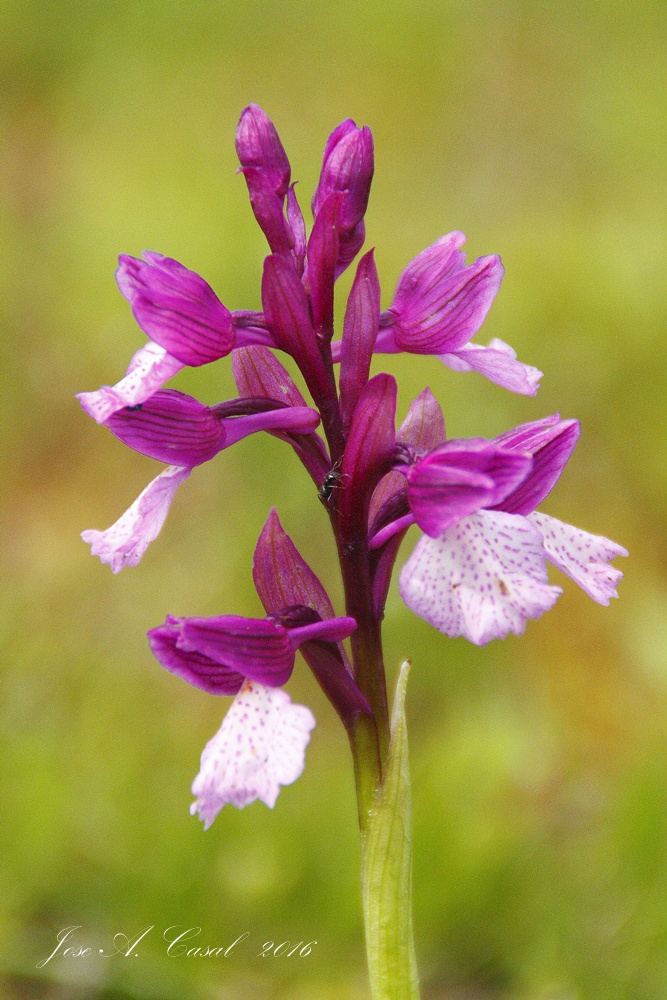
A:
1;1;665;997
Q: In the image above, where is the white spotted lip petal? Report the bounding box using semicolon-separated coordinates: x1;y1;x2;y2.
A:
399;509;562;645
190;682;316;827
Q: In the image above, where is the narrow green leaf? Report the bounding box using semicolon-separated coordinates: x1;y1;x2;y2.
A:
361;660;420;1000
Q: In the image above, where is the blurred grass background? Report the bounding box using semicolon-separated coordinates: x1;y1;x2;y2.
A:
1;1;665;997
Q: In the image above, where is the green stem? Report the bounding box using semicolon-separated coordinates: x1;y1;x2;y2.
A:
348;713;383;835
360;662;421;1000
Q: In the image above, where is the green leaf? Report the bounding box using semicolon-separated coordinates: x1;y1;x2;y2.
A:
361;661;420;999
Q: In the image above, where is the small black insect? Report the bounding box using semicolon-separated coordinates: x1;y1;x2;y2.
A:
125;403;144;412
318;460;347;505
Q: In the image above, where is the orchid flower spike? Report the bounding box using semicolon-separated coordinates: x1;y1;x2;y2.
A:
78;106;628;868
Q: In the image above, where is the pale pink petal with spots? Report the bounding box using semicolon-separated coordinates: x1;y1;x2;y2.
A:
399;510;562;645
529;511;628;605
190;682;316;828
81;465;191;572
77;342;184;424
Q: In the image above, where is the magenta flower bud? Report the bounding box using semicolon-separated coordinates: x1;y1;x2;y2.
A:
312;119;374;235
116;252;234;366
236;104;291;187
236;104;294;255
311;120;374;277
404;439;533;538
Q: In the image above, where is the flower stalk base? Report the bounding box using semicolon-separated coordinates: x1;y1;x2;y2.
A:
360;662;420;1000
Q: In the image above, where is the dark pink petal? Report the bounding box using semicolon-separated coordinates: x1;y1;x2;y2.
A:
340;250;381;433
116;253;234;366
393;231;467;297
190;683;315;823
253;511;370;720
336;221;367;279
369;512;415;550
288;617;357;648
493;413;562;452
177;615;296;687
399;387;447;450
233;345;307;407
232;347;329;481
493;417;580;515
105;389;228;466
340;374;397;532
306;192;341;338
399;510;562;644
388;233;504;355
297;640;371;718
236;104;293;255
106;390;317;468
261;254;333;415
369;387;449;616
253;508;335;618
405;440;532;537
287;184;306;276
369;388;446;533
77;342;184;424
231;311;276;348
529;512;628;605
220;406;321;448
440;338;542;395
371;530;408;619
407;466;494;538
148;621;245;695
